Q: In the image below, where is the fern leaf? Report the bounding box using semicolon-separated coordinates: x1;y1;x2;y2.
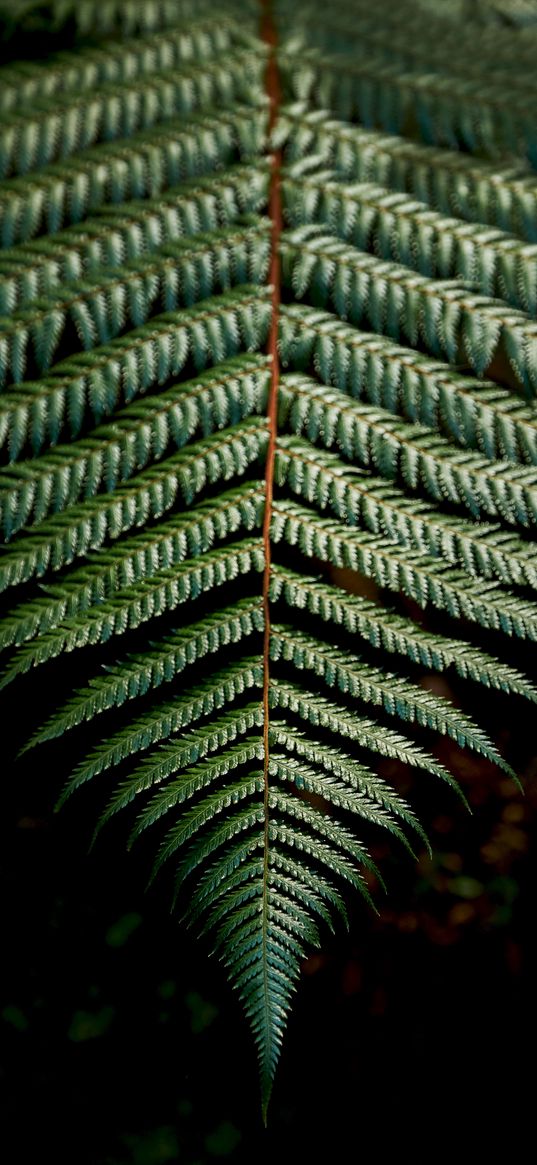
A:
2;0;534;1112
29;598;264;745
279;304;537;465
0;485;265;650
278;367;537;535
189;845;348;930
282;165;537;314
276;102;537;243
0;356;270;543
0;48;265;179
1;538;265;685
0;219;270;387
269;678;459;791
272;499;537;641
48;657;264;783
269;727;427;850
270;567;537;703
281;226;537;394
276;0;537;83
279;44;536;160
0;285;271;458
47;0;260;40
270;626;516;775
0;19;257;114
0;418;268;590
93;708;265;829
0;105;267;248
130;737;265;842
0;164;269;315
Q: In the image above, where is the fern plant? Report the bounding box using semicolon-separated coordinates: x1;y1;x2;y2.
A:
1;0;536;1117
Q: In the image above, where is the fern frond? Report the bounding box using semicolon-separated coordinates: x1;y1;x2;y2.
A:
281;226;537;394
110;726;266;846
0;105;267;248
279;304;537;465
0;0;258;42
0;285;271;458
1;537;265;685
0;164;269;315
189;877;310;942
200;864;334;937
0;485;265;650
270;566;537;703
0;418;268;590
0;355;270;544
277;0;537;84
278;375;537;533
0;18;256;114
271;499;537;642
189;845;348;930
269;678;457;790
34;0;260;40
269;726;427;849
151;776;265;880
29;597;264;745
130;737;265;842
282;166;537;315
0;47;265;180
275;103;537;243
3;0;534;1112
270;626;515;775
279;44;536;161
160;776;378;893
0;219;270;388
54;658;264;791
275;432;537;591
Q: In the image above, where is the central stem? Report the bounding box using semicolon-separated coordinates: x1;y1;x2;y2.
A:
260;0;282;1120
261;7;281;860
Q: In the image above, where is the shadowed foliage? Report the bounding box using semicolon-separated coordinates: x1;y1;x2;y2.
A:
1;0;536;1115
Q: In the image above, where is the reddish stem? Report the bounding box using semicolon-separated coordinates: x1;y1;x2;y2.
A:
260;3;282;834
259;3;282;1116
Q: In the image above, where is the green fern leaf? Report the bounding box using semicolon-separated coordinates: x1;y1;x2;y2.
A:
1;0;534;1114
279;303;537;465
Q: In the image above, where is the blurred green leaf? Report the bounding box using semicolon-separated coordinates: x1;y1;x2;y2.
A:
185;992;218;1035
106;912;143;948
122;1126;179;1165
447;877;483;899
68;1006;115;1041
157;980;176;1001
204;1121;241;1157
2;1004;29;1032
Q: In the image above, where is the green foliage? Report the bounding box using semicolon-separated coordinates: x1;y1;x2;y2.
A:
278;303;537;464
1;0;535;1117
282;163;537;314
0;45;265;179
0;356;270;542
276;103;537;242
278;41;536;161
0;19;259;113
281;225;537;392
0;106;267;247
0;286;271;456
0;218;270;389
0;164;269;315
